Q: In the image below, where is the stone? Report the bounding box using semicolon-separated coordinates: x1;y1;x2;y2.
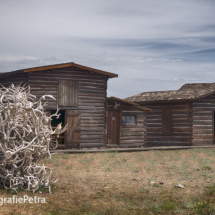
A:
150;181;158;185
176;184;184;189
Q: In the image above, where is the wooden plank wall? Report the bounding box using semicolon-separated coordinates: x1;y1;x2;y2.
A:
27;67;107;148
0;73;26;87
107;102;146;147
120;111;146;147
192;94;215;145
144;102;192;146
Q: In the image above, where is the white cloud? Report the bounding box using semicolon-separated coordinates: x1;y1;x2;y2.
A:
0;0;215;98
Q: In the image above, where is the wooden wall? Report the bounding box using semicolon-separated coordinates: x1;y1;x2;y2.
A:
120;111;146;147
143;102;192;146
192;94;215;145
0;68;108;148
0;72;26;87
27;68;107;148
107;102;146;147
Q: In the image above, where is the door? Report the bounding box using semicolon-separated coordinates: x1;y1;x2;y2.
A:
107;111;121;144
66;110;81;147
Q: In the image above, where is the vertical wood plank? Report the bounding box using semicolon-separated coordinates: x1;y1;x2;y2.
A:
162;108;172;135
58;80;78;106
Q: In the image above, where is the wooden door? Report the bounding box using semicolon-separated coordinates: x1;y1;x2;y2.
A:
107;111;121;144
66;110;81;147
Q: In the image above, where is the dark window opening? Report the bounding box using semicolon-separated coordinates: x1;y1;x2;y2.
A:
162;108;172;135
51;110;65;144
122;115;136;125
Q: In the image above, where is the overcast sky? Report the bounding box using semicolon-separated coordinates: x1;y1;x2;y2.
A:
0;0;215;98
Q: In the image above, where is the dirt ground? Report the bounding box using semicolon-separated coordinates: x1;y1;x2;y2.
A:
1;148;215;214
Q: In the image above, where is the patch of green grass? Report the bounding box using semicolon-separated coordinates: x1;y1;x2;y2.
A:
122;158;127;163
62;153;69;159
108;151;118;158
182;198;195;209
161;199;176;211
139;187;150;194
79;157;94;165
153;183;162;187
202;166;212;171
147;200;161;214
105;167;111;171
204;184;215;195
66;165;72;170
193;200;215;215
53;162;63;166
192;148;203;153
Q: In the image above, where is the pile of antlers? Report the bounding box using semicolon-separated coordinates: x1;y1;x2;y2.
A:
0;84;66;193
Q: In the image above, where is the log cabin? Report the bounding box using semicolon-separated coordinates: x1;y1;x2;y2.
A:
126;83;215;147
106;97;151;148
0;62;150;149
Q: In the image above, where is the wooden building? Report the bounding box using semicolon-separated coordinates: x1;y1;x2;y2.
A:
0;62;151;149
107;97;151;147
126;83;215;147
0;62;118;149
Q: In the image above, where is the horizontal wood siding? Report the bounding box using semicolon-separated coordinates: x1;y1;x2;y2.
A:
107;103;146;146
120;112;146;146
28;68;107;147
0;73;26;87
144;102;192;147
192;95;215;145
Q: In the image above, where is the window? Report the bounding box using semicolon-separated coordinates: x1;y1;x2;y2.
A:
162;108;172;135
122;115;136;125
58;80;78;106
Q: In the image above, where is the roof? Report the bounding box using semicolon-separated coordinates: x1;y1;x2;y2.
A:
126;85;215;103
107;96;152;111
0;62;118;78
179;83;215;90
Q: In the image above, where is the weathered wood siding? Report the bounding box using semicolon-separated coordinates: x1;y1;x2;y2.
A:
58;80;78;106
0;73;26;87
27;67;107;147
143;102;192;146
120;111;146;146
192;94;215;145
107;102;146;147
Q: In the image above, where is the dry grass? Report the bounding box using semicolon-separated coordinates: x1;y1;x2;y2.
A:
1;148;215;214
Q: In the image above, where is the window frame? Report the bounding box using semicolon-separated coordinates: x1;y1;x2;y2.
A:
121;115;137;125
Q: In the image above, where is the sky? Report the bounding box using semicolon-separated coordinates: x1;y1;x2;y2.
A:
0;0;215;98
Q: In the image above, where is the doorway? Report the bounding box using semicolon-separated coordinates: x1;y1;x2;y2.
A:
50;110;65;145
107;111;121;144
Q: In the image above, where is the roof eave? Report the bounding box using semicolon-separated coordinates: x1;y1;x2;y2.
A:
107;97;152;111
132;98;193;104
21;62;118;78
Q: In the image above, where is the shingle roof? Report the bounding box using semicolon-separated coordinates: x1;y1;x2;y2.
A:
179;83;215;90
126;83;215;103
